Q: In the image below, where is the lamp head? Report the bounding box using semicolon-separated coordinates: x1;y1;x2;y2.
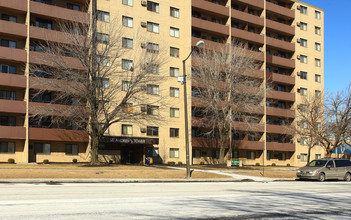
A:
195;40;204;47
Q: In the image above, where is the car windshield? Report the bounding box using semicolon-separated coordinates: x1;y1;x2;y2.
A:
307;160;327;167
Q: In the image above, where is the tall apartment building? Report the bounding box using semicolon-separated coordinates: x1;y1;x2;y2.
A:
190;0;324;166
0;0;323;166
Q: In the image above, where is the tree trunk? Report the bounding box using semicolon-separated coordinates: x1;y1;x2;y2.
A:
307;146;312;164
90;134;100;165
218;129;227;164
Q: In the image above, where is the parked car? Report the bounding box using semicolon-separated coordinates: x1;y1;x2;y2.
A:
296;158;351;182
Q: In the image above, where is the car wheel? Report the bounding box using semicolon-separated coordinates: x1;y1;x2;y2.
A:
345;173;351;182
318;173;325;182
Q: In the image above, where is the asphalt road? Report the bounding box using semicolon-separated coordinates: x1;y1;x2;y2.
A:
1;181;351;219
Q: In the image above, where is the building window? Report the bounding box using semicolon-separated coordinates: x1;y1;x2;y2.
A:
1;64;16;74
122;124;132;135
65;144;78;155
144;63;159;74
247;151;255;160
34;143;51;154
67;3;80;11
170;7;179;18
1;14;17;22
122;59;133;70
315;58;321;67
315;74;321;83
300;6;307;14
169;148;179;158
193;149;201;158
101;78;109;89
300;71;307;80
170;47;179;57
300;22;307;31
147;105;159;115
147;43;159;53
152;148;159;157
315;90;321;98
300;55;307;64
170;108;180;117
315;26;321;35
122;0;133;6
147;126;159;136
315;10;321;19
315;154;321;159
170;128;179;137
35;18;52;30
300;137;308;145
300;153;307;162
0;116;16;126
0;142;15;153
315;42;321;51
300;38;307;47
146;84;159;95
147;1;159;13
96;33;109;44
122;16;133;27
170;67;179;77
122;37;133;48
97;10;110;22
1;39;16;48
147;22;159;33
299;121;308;129
170;87;179;97
0;90;16;100
299;88;307;96
170;27;179;38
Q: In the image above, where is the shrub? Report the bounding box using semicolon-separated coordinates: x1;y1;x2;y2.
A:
255;163;260;166
72;159;77;163
168;161;175;166
200;162;205;165
287;163;291;167
43;159;49;164
271;163;276;166
8;158;15;164
109;160;113;164
178;161;183;165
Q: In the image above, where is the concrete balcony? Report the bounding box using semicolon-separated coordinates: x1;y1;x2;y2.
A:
266;54;295;69
235;0;264;9
192;36;225;50
30;26;85;44
0;0;27;13
266;37;295;52
231;28;264;45
0;125;26;139
0;99;26;114
0;73;26;88
30;1;89;24
266;1;294;19
266;72;295;85
192;137;265;151
266;142;295;152
231;9;264;27
0;46;27;63
233;140;265;151
0;20;27;38
29;51;84;70
192;17;229;36
29;127;88;142
192;0;229;17
266;124;294;135
266;19;294;36
29;102;86;117
266;90;295;102
266;106;295;118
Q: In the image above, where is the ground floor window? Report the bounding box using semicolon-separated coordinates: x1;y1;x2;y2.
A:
300;153;307;162
35;143;51;154
193;149;201;158
267;151;271;160
247;151;255;160
0;142;15;153
170;148;179;158
212;150;219;159
152;147;159;157
315;154;321;159
65;144;78;155
122;124;133;135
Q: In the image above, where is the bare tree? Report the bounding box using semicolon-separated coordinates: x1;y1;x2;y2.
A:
293;93;324;163
192;43;263;164
29;8;168;164
322;84;351;157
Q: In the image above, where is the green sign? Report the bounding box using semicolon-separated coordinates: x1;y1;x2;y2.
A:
232;159;240;166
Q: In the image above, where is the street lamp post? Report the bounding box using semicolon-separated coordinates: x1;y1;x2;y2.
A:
182;40;204;179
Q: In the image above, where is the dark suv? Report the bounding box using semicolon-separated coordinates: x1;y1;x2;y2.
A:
296;159;351;182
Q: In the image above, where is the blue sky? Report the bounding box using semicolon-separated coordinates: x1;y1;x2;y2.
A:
301;0;351;93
